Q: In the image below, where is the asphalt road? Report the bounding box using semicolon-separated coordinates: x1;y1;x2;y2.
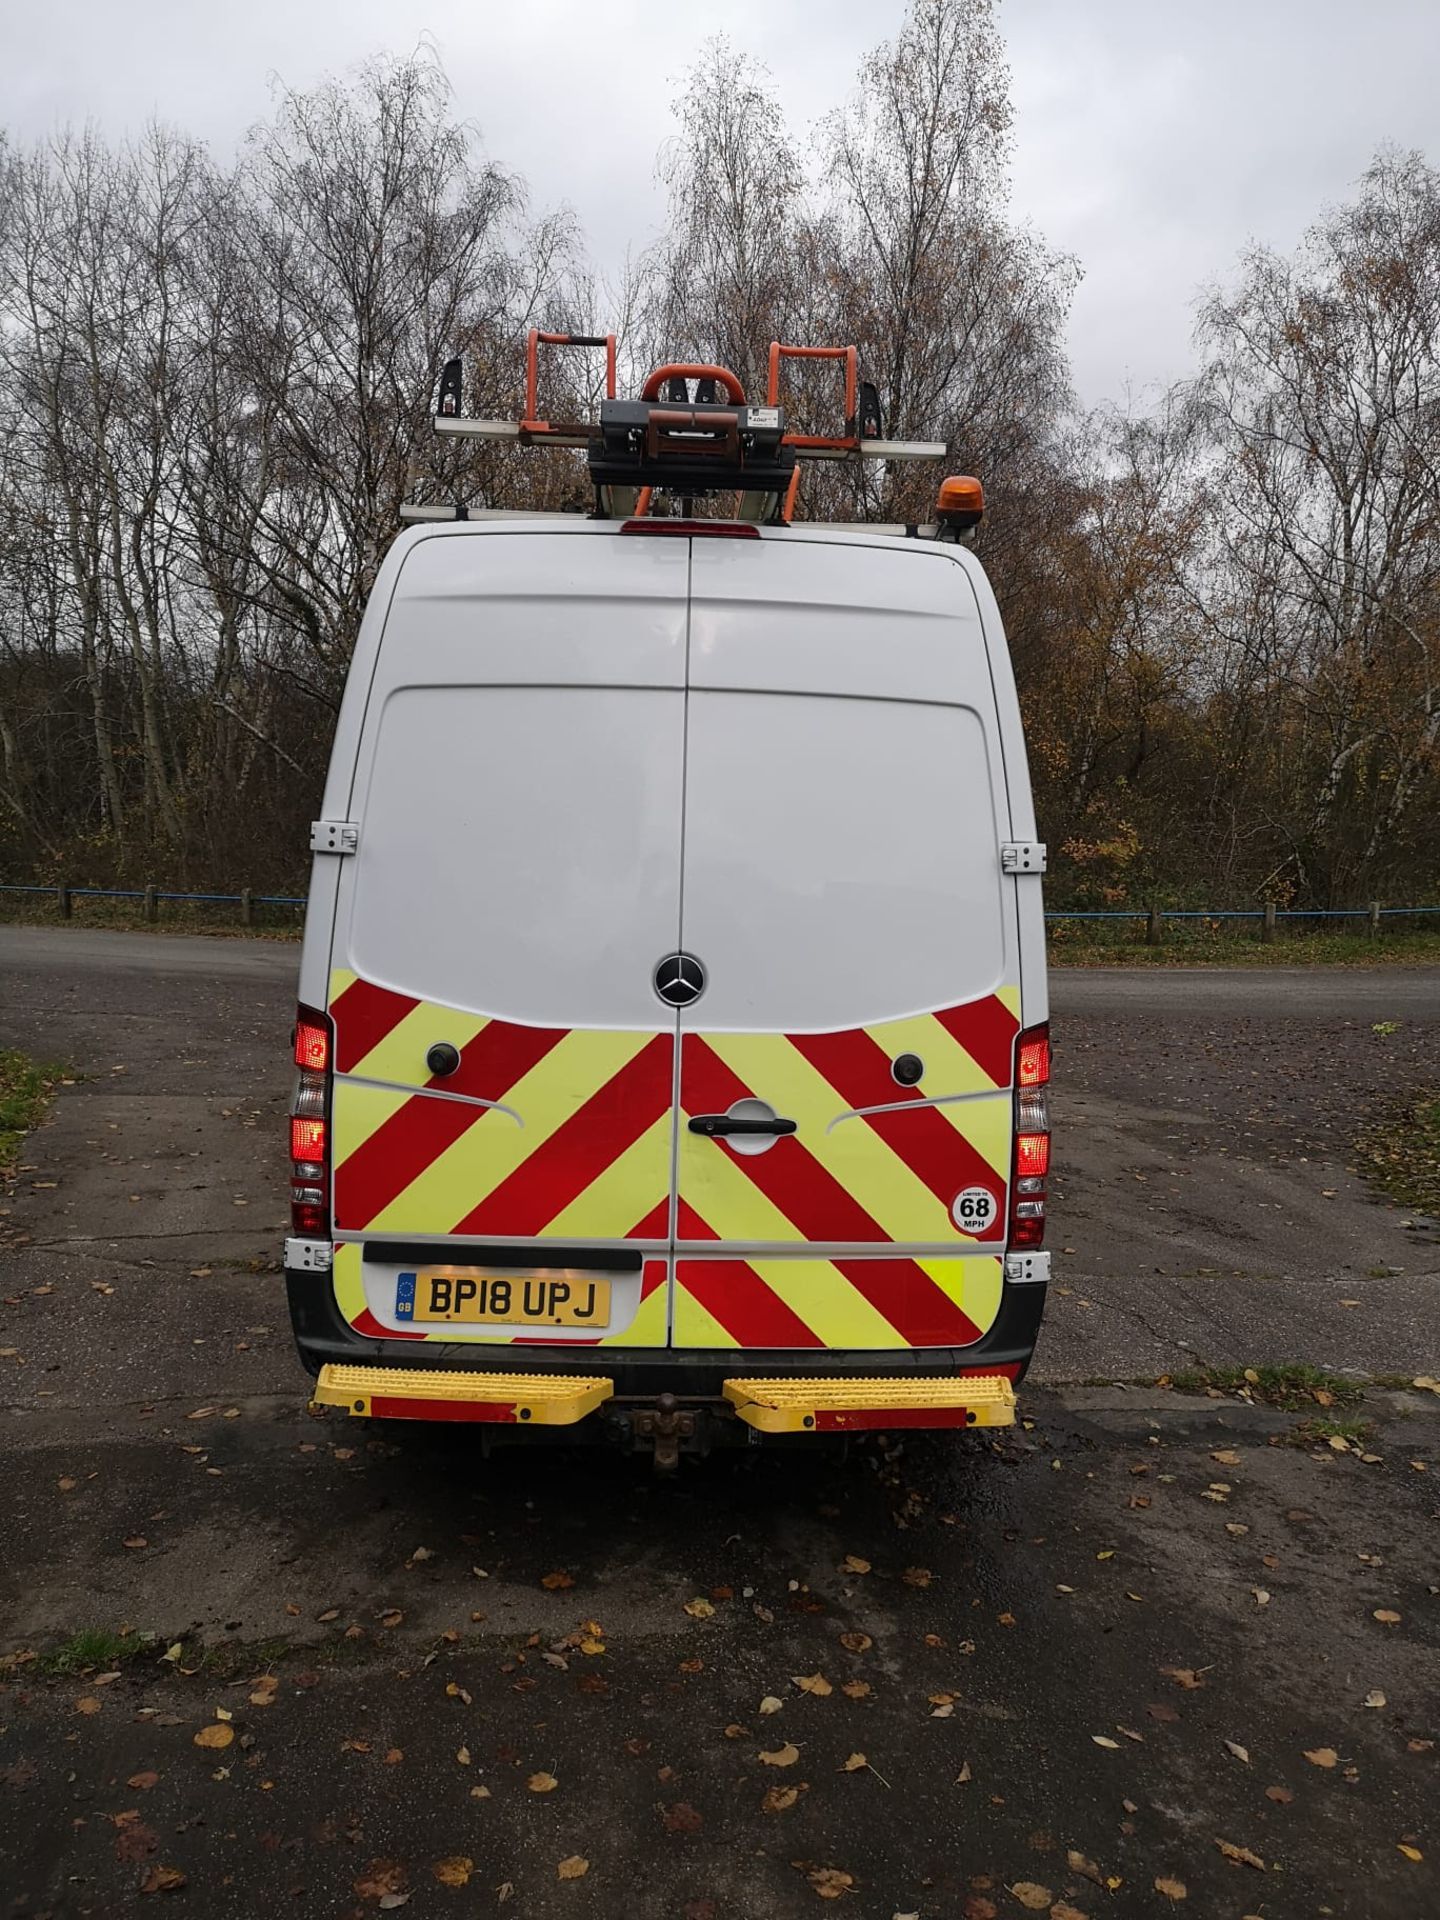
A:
2;926;1437;1386
1;927;1438;1918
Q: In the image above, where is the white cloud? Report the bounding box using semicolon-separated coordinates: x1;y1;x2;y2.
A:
7;0;1439;406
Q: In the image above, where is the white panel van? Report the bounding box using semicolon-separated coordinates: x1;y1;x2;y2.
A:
286;361;1050;1456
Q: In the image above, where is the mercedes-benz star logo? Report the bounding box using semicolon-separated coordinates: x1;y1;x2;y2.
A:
653;951;707;1008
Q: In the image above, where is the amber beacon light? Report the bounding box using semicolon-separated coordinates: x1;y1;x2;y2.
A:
936;474;985;531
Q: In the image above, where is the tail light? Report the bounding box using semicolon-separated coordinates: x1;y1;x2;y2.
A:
289;1003;332;1236
1009;1022;1050;1250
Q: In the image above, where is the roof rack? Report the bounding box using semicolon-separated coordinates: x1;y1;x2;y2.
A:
405;329;967;532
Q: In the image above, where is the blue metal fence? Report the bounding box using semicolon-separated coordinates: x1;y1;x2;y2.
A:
2;884;1438;923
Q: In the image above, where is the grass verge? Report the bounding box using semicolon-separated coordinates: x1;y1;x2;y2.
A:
0;1049;64;1172
1284;1416;1377;1449
1355;1091;1440;1220
1048;921;1440;968
35;1627;154;1677
1164;1363;1364;1411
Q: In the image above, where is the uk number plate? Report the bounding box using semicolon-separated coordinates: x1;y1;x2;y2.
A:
395;1268;611;1328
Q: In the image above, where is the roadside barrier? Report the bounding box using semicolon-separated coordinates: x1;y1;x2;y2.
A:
2;884;1439;935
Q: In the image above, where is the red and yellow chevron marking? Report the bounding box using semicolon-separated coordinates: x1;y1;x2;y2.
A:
677;989;1019;1249
673;1252;1003;1349
331;1242;670;1347
327;972;676;1245
325;975;1020;1353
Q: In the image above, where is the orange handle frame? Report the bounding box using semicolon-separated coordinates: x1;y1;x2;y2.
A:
640;363;747;403
766;342;859;448
523;330;617;431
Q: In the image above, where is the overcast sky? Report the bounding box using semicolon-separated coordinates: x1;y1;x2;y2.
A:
7;0;1440;407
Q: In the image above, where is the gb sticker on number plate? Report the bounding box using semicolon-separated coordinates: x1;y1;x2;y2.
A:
951;1185;999;1235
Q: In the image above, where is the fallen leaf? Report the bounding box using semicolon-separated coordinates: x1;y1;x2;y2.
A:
193;1724;233;1750
931;1703;954;1718
1304;1748;1338;1769
139;1865;186;1894
1398;1844;1423;1862
1373;1609;1402;1625
1224;1740;1250;1764
902;1566;933;1588
541;1570;574;1590
353;1862;407;1899
75;1696;102;1716
128;1771;160;1790
955;1760;972;1783
762;1785;802;1812
470;1784;491;1799
113;1817;160;1864
840;1752;867;1772
759;1743;800;1767
455;1746;471;1766
1216;1840;1266;1870
409;1546;433;1563
807;1867;854;1900
378;1900;411;1913
660;1801;703;1833
792;1673;833;1696
433;1856;473;1887
528;1772;558;1794
384;1748;404;1766
379;1608;403;1628
1363;1690;1386;1709
1211;1449;1241;1466
839;1632;872;1653
557;1856;589;1881
1146;1703;1180;1723
842;1681;871;1700
1051;1906;1088;1920
1009;1883;1052;1911
1153;1876;1187;1901
842;1555;871;1574
1265;1785;1293;1804
759;1696;784;1716
684;1597;715;1619
1090;1735;1120;1750
1066;1850;1102;1885
1251;1588;1271;1607
123;1537;148;1551
1160;1667;1205;1690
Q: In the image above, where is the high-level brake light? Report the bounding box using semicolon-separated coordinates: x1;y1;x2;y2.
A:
620;519;759;538
1009;1021;1051;1251
289;1003;333;1237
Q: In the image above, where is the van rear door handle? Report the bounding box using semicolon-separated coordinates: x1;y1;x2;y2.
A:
688;1114;797;1138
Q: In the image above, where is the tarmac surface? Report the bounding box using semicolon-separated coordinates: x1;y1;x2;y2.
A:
1;927;1438;1917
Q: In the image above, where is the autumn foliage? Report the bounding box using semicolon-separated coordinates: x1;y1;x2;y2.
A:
1;5;1437;908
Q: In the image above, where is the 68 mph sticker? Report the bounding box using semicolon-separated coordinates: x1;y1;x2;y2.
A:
951;1185;998;1234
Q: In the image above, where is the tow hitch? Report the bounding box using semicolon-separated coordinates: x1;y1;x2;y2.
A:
627;1392;699;1471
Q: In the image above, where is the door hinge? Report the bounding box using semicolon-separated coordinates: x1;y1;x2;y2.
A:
1004;1251;1050;1286
285;1237;334;1272
310;819;359;855
1001;841;1047;875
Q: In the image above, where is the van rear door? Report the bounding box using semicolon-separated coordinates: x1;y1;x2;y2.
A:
325;530;685;1348
672;537;1019;1352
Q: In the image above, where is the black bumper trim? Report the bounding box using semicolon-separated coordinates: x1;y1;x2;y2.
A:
286;1270;1045;1396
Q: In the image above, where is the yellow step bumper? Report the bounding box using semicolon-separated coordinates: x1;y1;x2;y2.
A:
723;1374;1016;1434
313;1364;613;1426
